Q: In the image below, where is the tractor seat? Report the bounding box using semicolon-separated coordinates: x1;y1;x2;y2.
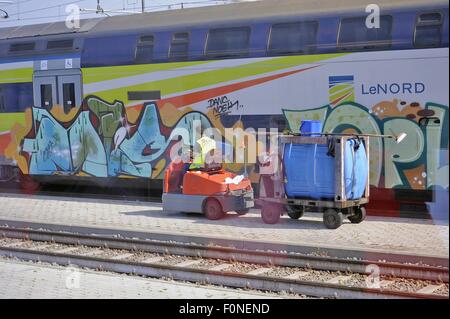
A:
165;161;189;193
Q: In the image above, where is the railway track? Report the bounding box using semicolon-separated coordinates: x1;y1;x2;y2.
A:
0;226;448;299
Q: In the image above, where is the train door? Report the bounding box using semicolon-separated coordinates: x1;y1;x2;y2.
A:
31;58;83;174
33;58;83;113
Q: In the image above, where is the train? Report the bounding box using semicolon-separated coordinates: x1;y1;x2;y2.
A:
0;0;448;218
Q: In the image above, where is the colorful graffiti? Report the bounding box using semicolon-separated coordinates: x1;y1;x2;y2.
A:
283;99;449;190
5;97;214;179
3;96;449;193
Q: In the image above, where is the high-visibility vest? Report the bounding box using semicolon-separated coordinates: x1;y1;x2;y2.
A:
189;153;205;170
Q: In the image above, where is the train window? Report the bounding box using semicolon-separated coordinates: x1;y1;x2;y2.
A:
169;32;189;61
47;39;74;50
62;83;75;114
268;21;318;56
206;27;250;58
135;35;154;64
418;12;442;23
414;12;443;48
40;84;53;110
338;16;393;51
9;42;35;53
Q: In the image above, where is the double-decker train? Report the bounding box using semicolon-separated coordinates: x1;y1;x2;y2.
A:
0;0;448;218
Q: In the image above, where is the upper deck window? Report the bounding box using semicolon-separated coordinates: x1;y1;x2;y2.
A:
206;27;250;59
47;39;74;50
268;21;318;56
414;12;443;48
135;35;154;64
338;15;393;51
169;32;189;61
9;42;35;53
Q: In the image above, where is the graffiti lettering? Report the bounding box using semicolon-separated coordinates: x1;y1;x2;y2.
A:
283;101;449;189
207;95;243;118
42;140;56;162
383;118;425;188
425;104;449;189
16;97;213;178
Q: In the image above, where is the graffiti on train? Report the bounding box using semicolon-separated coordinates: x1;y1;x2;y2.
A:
3;96;449;191
5;96;212;178
207;95;244;118
283;99;449;190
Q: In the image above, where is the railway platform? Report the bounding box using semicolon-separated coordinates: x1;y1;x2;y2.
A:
0;193;448;262
0;258;279;299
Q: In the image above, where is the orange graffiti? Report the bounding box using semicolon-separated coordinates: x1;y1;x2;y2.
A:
5;108;33;174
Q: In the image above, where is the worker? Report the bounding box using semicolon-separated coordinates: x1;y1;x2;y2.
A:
189;136;219;171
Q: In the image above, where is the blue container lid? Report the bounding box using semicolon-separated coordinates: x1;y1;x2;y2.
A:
300;120;322;136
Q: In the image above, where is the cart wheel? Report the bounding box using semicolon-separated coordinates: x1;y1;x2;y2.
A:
348;207;366;224
261;204;281;224
236;208;250;216
203;198;225;220
287;205;304;220
323;209;344;229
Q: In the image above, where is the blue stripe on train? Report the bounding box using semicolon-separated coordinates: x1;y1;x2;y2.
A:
0;82;33;113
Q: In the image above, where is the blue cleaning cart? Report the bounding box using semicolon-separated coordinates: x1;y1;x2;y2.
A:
257;133;370;229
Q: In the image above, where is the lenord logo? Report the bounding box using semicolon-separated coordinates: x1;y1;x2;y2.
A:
362;82;426;95
329;75;355;107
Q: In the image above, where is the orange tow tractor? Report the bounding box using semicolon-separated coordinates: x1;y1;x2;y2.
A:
162;140;254;220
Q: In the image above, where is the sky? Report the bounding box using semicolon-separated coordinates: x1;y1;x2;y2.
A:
0;0;238;27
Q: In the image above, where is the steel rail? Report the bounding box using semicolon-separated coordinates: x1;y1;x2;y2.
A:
0;226;447;283
0;246;446;299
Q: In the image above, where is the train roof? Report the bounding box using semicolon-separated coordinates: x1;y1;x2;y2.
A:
0;0;448;41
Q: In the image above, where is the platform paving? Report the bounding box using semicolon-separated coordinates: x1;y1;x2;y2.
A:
0;193;448;259
0;258;278;299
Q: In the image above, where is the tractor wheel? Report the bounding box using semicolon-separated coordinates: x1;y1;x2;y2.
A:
287;205;304;220
203;198;225;221
236;208;250;216
348;207;366;224
323;209;344;229
261;203;281;224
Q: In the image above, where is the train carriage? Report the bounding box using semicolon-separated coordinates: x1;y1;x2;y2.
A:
0;0;448;218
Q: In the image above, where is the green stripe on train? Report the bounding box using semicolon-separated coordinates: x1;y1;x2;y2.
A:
0;113;26;132
0;68;33;84
82;61;210;84
91;53;345;104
